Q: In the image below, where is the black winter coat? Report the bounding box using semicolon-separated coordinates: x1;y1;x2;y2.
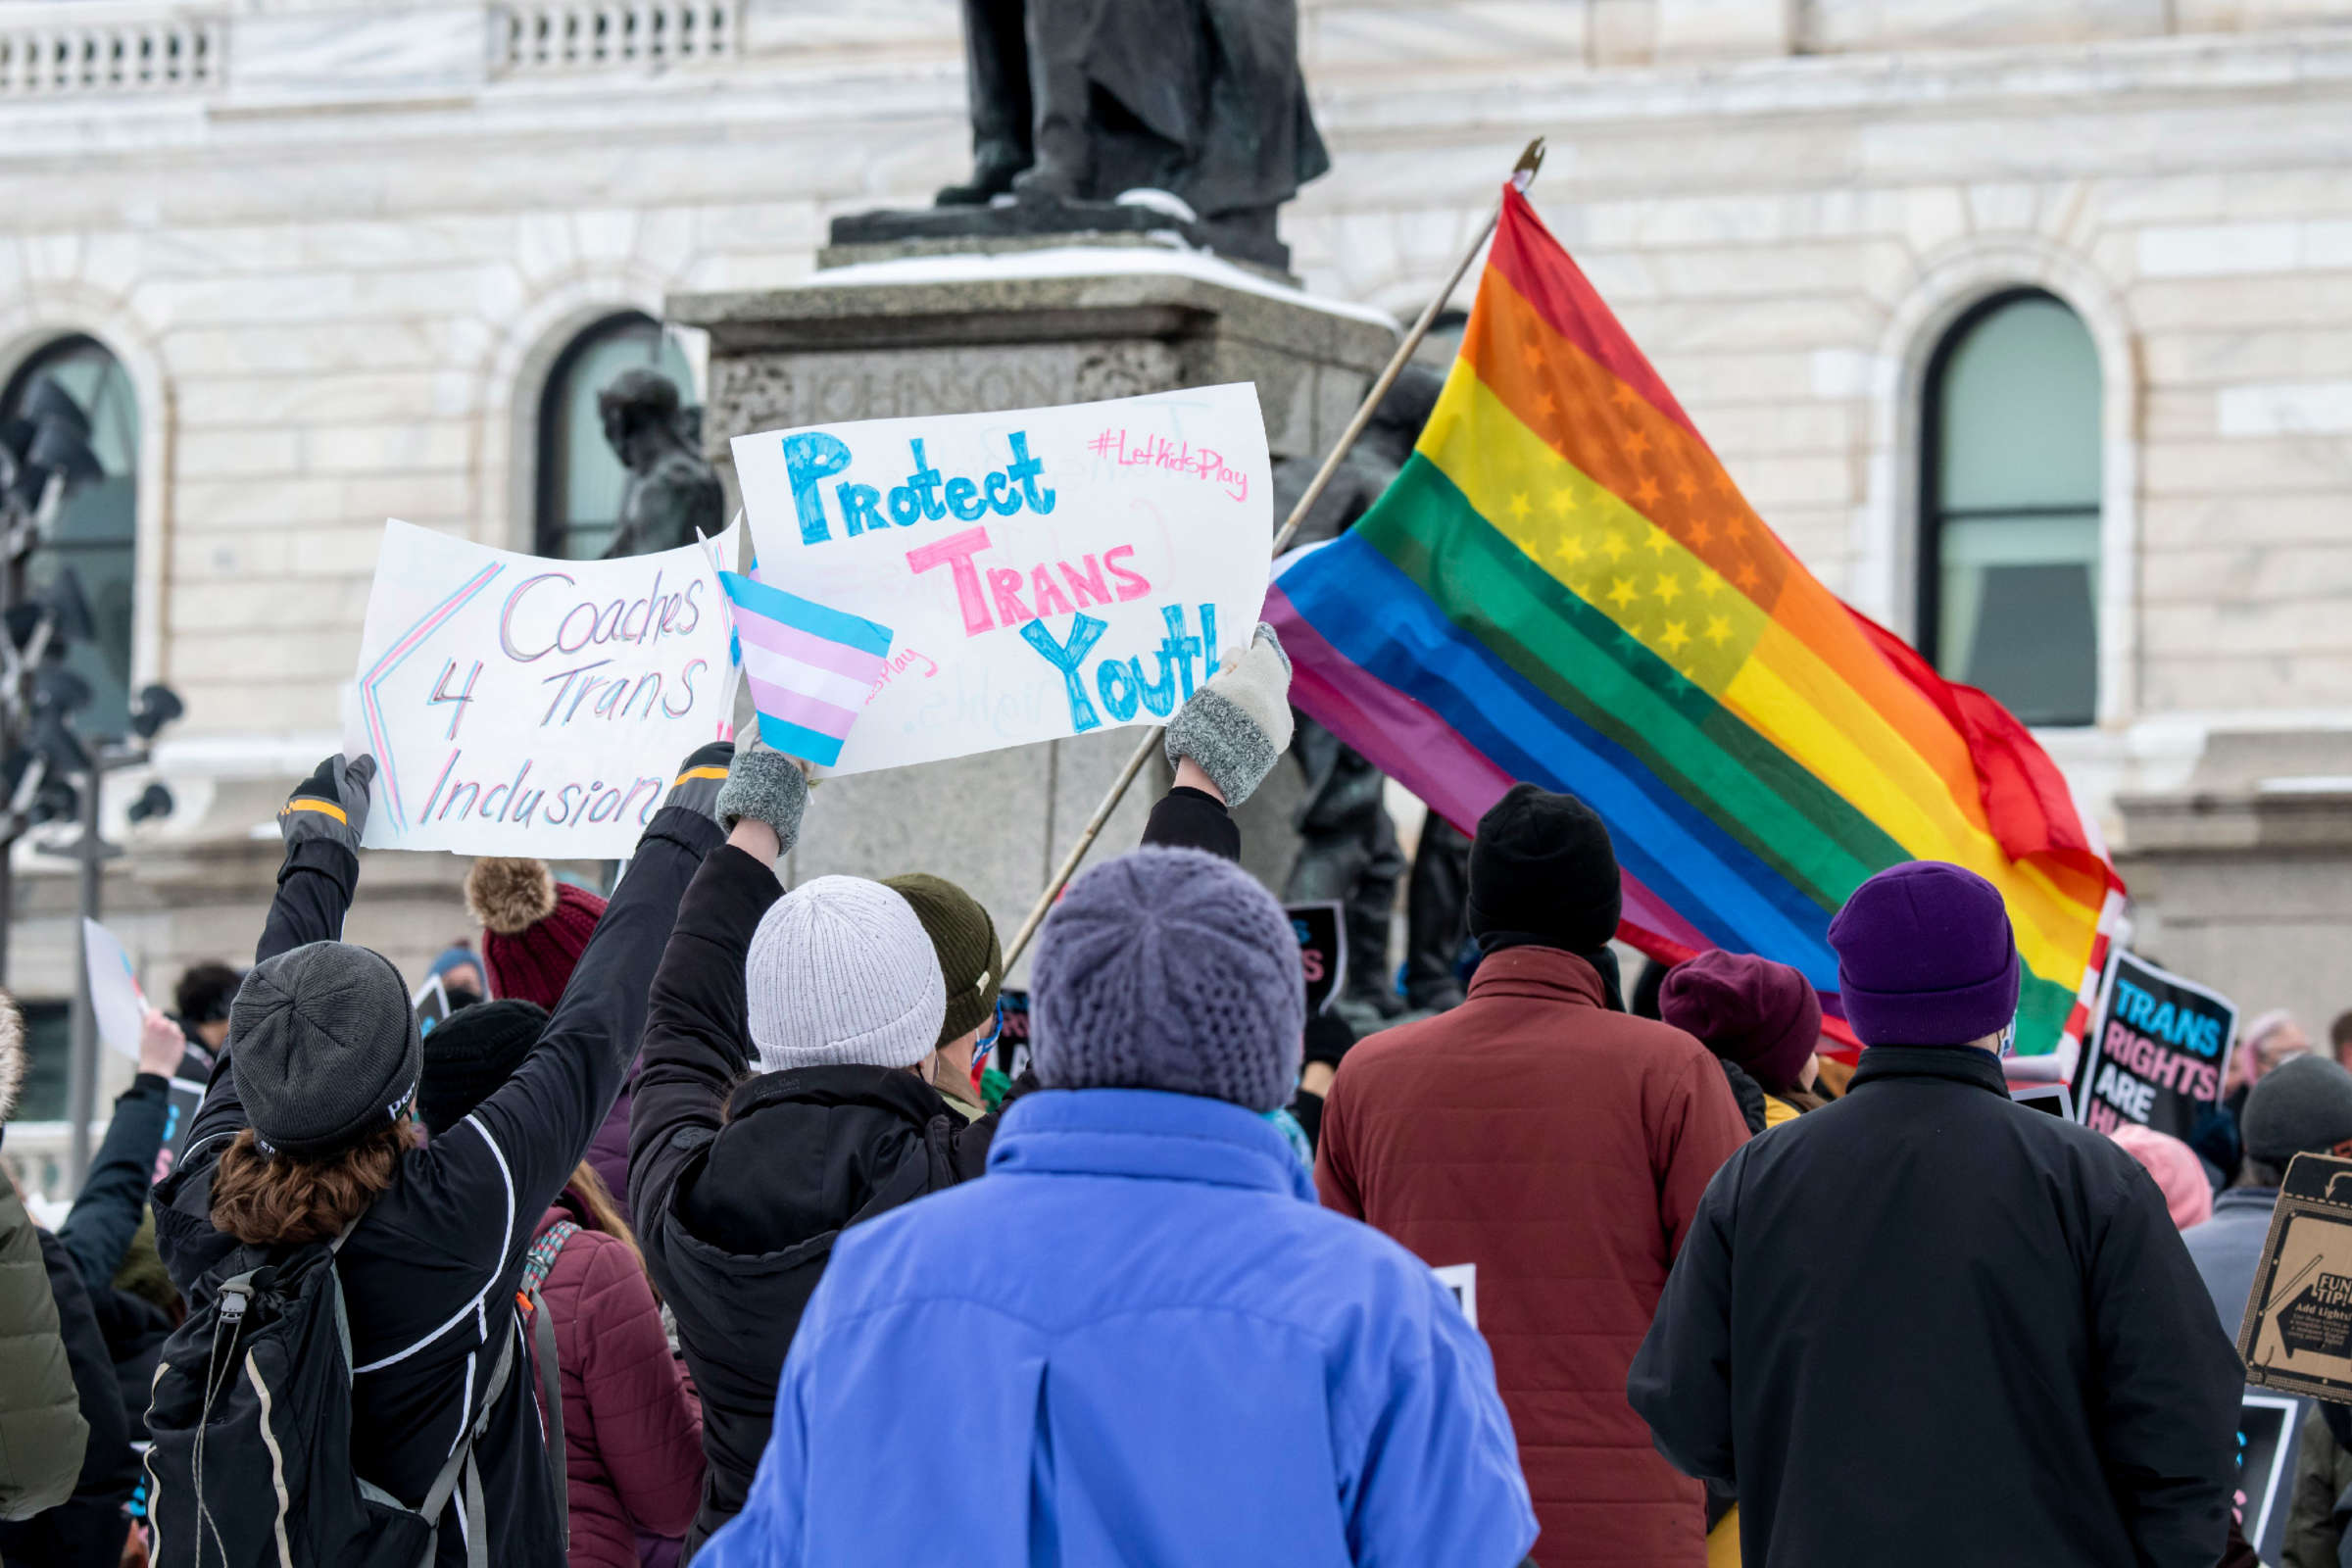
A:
0;1230;139;1566
1629;1045;2243;1568
630;843;997;1556
154;808;718;1568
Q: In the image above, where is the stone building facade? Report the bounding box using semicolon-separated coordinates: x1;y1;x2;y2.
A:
3;0;2349;1186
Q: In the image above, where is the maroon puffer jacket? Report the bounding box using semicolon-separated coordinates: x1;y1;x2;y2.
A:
533;1192;705;1568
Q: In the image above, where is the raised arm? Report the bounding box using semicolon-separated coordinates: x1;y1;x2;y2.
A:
447;746;732;1266
176;754;373;1166
55;1009;182;1293
1142;622;1293;861
629;747;803;1248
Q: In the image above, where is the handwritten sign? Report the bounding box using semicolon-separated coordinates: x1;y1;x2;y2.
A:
2075;952;2237;1141
730;385;1272;774
82;917;146;1061
343;519;740;857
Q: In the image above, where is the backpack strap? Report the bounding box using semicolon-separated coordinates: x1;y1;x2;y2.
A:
526;1285;567;1554
414;1324;517;1568
516;1220;575;1554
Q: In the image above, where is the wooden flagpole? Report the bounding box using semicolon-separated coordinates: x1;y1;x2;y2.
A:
1000;137;1547;970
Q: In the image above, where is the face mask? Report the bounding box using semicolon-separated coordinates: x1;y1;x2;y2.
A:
1998;1019;2017;1058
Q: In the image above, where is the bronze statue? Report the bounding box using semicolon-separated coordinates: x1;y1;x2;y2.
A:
937;0;1329;266
596;368;724;560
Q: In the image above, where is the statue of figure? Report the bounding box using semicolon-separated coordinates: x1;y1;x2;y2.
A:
596;368;724;560
938;0;1330;264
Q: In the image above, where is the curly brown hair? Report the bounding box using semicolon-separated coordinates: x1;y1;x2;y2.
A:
210;1117;420;1246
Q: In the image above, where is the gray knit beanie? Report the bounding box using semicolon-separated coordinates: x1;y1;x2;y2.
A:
231;942;420;1157
1031;847;1304;1112
745;875;946;1073
2243;1053;2352;1164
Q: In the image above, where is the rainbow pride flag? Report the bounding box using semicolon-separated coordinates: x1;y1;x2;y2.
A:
1266;187;2124;1056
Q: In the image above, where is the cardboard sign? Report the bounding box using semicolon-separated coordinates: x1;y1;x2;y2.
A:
730;385;1272;775
1286;903;1345;1016
81;917;146;1061
2075;952;2236;1141
344;518;742;858
2240;1152;2352;1402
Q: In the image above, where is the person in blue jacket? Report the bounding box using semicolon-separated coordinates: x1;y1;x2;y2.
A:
700;628;1537;1568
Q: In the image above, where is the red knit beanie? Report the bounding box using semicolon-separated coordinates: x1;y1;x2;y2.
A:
464;858;607;1010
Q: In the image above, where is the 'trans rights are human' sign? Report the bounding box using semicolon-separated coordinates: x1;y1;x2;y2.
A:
729;383;1273;775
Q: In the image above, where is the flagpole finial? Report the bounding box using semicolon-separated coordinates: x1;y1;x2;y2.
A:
1511;138;1546;192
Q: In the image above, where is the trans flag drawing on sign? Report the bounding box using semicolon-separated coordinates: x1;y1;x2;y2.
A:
720;569;895;767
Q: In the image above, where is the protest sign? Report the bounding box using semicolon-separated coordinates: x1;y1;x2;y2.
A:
730;384;1272;773
2074;952;2236;1141
414;974;454;1039
2238;1393;2301;1562
82;917;146;1061
2240;1152;2352;1403
993;988;1033;1084
1286;903;1345;1016
343;518;742;858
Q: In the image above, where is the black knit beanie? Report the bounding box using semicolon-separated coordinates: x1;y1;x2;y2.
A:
417;1000;549;1137
1467;783;1623;953
884;872;1003;1050
231;943;420;1158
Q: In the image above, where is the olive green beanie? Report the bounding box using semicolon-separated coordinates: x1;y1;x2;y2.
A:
884;873;1003;1050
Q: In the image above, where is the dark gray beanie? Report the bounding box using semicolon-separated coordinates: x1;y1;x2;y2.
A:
1031;847;1303;1112
230;942;420;1158
2243;1054;2352;1165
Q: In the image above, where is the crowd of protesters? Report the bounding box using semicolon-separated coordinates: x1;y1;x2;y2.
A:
0;619;2329;1567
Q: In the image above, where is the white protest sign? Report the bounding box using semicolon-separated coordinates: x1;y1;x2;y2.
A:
729;383;1272;775
343;518;741;857
82;917;145;1060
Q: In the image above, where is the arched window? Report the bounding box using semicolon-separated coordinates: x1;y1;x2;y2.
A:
535;312;696;560
1919;290;2101;727
2;336;139;735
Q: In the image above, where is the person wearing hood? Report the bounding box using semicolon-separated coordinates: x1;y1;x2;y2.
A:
698;805;1533;1566
1315;782;1749;1565
632;624;1298;1556
1659;951;1827;1136
418;999;707;1568
1629;861;2242;1568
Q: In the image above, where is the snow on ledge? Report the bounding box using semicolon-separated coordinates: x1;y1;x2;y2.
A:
801;242;1401;332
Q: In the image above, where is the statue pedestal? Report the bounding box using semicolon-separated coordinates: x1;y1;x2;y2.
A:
667;240;1397;977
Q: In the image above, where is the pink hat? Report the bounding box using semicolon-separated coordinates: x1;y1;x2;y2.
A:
2107;1123;2213;1231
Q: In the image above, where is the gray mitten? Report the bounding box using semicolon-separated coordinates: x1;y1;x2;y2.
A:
662;741;735;825
714;742;808;852
278;754;373;857
1163;622;1295;806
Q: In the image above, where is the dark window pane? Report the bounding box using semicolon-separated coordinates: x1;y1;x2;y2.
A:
1923;293;2101;725
537;314;695;559
15;1000;72;1122
2;338;139;736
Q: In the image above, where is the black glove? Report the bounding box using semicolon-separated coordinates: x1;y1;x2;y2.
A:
662;741;735;825
279;754;373;857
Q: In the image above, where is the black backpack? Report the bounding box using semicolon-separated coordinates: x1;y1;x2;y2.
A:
143;1228;554;1568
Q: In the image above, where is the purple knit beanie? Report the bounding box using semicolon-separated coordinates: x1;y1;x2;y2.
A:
1827;861;2021;1047
1659;950;1822;1093
1031;847;1304;1112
